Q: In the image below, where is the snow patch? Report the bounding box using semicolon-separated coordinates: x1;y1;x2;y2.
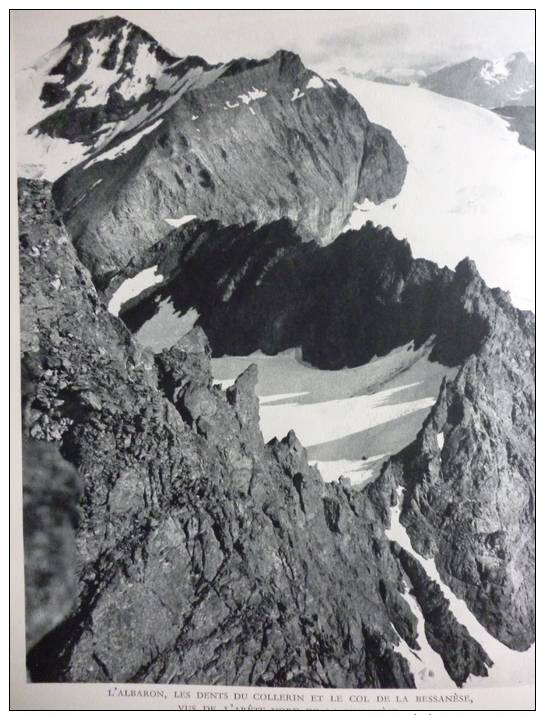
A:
238;87;267;105
108;266;164;317
133;301;199;352
291;88;305;101
165;215;197;228
306;76;324;89
480;58;511;85
84;119;163;168
436;431;444;450
387;487;535;688
117;43;167;101
394;579;455;687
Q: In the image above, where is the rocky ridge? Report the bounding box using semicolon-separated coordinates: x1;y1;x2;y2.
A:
17;16;406;282
419;53;535;109
20;178;508;687
119;218;496;370
115;216;535;654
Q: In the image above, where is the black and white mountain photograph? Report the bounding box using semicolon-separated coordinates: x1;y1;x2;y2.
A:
10;8;536;711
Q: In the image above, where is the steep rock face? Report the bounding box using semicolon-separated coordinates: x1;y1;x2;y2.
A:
420;53;535;109
367;269;535;650
49;47;406;279
17;15;406;277
20;179;501;687
21;180;440;687
117;216;535;652
120;219;491;369
493;105;535;150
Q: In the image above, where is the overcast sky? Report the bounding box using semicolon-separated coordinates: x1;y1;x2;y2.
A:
12;9;535;73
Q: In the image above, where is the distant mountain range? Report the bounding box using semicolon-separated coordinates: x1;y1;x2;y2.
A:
419;52;535;108
339;52;535;150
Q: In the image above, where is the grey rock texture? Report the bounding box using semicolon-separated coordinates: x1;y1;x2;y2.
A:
419;53;535;109
120;219;494;370
493;105;535;151
119;218;535;653
42;19;406;281
19;179;534;686
21;179;422;686
368;264;535;650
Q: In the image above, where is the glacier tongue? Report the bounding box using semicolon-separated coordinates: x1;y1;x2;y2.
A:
325;73;535;310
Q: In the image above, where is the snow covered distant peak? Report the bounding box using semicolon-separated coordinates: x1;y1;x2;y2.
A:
480;57;511;84
420;51;534;108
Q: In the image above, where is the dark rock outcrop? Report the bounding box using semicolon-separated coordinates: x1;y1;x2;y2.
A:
50;42;405;279
493;105;535;150
21;179;428;687
18;179;534;687
394;545;493;686
18;15;407;277
120;218;508;370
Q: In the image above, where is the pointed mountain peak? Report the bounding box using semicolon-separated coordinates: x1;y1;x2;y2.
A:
66;15;132;40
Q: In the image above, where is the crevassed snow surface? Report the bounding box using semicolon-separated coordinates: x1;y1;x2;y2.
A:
387;487;535;688
212;339;455;486
320;72;534;310
108;266;164;317
165;215;197;228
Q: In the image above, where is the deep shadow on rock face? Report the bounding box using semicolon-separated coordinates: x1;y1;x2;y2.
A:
19;179;534;687
119;218;516;371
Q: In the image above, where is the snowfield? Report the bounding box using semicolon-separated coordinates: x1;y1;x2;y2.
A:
319;72;535;310
133;301;200;353
212;339;456;487
108;266;164;317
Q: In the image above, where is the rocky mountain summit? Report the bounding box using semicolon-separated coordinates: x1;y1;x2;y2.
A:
16;12;534;693
17;15;406;282
116;215;535;654
419;52;535;109
20;179;534;686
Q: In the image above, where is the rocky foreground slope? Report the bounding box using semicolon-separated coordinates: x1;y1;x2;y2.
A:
20;179;534;686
